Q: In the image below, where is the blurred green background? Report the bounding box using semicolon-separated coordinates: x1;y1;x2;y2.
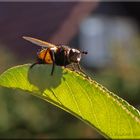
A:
0;2;140;138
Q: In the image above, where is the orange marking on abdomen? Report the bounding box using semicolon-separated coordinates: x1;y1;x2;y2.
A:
38;49;53;64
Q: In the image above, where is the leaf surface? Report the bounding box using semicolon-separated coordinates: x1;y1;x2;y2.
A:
0;64;140;138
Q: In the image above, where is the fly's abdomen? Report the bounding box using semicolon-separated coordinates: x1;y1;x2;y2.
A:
38;49;53;64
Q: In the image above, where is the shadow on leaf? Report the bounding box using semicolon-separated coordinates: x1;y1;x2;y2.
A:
28;65;63;93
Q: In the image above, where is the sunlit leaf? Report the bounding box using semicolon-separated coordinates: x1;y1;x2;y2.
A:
0;64;140;138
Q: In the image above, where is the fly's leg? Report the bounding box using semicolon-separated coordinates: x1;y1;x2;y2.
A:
51;62;55;76
30;62;39;69
77;63;84;73
30;47;47;69
50;50;55;76
71;63;76;71
30;57;44;69
77;63;89;79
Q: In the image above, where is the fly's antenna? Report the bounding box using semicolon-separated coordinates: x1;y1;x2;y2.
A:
81;51;88;55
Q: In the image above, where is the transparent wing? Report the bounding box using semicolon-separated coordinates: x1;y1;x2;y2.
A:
23;36;57;48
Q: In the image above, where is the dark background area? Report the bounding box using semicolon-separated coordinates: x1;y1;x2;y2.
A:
0;2;140;138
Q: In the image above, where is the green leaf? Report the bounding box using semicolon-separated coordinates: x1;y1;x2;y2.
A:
0;64;140;138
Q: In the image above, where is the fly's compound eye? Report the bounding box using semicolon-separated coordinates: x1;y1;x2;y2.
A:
69;49;81;63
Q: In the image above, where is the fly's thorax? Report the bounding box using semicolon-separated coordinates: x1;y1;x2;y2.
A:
68;48;81;63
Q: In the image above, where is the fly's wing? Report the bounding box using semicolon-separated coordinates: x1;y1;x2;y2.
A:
23;36;57;48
